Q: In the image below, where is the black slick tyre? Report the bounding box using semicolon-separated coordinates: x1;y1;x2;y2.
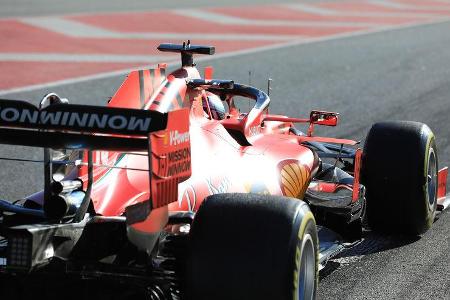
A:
185;193;318;300
361;121;438;235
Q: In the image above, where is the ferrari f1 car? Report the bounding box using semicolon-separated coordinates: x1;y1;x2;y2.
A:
0;42;448;300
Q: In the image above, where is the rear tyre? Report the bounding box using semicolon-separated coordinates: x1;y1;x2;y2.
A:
185;193;318;300
361;121;438;235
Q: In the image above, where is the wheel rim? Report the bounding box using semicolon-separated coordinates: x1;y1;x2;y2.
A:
298;233;315;300
427;148;437;211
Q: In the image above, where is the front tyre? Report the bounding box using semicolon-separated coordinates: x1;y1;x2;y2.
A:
361;121;438;235
294;215;317;300
185;193;318;300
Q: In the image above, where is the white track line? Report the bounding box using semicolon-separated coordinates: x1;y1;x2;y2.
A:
174;9;379;28
1;16;449;96
20;17;117;38
368;0;411;9
119;33;299;41
284;3;448;18
19;17;301;41
0;53;175;63
370;0;450;11
2;1;450;22
173;9;247;24
283;3;337;15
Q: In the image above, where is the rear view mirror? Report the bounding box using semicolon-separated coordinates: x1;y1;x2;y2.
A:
310;110;339;127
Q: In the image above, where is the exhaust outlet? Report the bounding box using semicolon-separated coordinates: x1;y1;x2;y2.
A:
44;191;85;220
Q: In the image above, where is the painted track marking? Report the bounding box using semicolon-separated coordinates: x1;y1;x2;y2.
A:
174;9;380;28
0;53;174;63
1;0;450;95
20;16;298;41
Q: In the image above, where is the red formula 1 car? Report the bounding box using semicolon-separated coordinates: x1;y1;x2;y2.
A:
0;42;448;300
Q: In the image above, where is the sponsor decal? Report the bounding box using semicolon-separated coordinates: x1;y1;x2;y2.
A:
167;147;191;176
178;185;196;211
0;107;151;131
168;147;190;162
169;130;190;146
206;176;231;195
278;160;310;198
0;103;155;133
167;161;191;177
158;147;191;177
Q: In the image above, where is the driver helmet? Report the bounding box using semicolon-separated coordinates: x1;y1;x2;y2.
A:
203;92;225;120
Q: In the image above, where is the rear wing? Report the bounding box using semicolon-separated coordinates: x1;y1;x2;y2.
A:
0;99;167;151
0;99;191;223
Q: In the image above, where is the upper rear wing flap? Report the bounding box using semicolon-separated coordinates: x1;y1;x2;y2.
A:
0;99;169;151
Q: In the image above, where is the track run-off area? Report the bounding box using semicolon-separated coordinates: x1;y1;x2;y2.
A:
2;0;450;95
1;0;450;299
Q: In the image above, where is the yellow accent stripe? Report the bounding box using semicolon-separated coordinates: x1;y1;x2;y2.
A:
423;130;435;228
424;131;434;178
293;210;316;300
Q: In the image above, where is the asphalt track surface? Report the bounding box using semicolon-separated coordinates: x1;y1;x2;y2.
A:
1;1;450;299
